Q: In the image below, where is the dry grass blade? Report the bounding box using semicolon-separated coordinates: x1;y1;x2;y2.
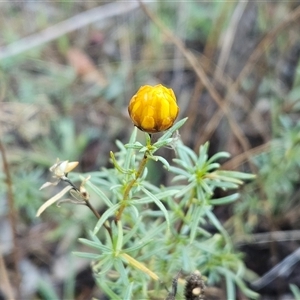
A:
138;0;251;154
221;141;271;170
214;0;248;81
0;2;140;60
204;4;300;145
230;4;300;101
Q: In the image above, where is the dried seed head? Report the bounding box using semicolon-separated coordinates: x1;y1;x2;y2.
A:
184;271;206;300
49;159;78;178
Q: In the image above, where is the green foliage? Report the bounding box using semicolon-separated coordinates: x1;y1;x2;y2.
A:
66;119;258;299
233;111;300;235
290;284;300;300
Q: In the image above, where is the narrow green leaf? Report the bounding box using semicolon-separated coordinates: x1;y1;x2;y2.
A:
207;151;230;163
204;207;221;231
123;217;143;245
209;180;240;190
141;187;170;228
290;284;300;300
93;255;114;273
134;189;179;204
93;203;120;234
200;180;213;195
72;251;102;260
210;193;240;205
169;165;191;178
224;268;236;300
197;142;209;168
116;221;124;252
125;240;152;253
152;137;173;149
114;259;129;284
125;141;144;150
138;220;168;245
78;238;111;252
178;143;198;164
175;182;195;198
110;151;131;174
124;127;138;169
157;117;188;141
204;206;230;243
233;272;260;299
216;170;256;180
37;278;60;300
96;278;122;300
206;163;221;171
124;282;134;300
175;146;194;168
151;155;170;170
190;206;204;243
85;180;113;207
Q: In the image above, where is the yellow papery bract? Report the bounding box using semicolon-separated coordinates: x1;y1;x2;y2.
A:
128;84;179;133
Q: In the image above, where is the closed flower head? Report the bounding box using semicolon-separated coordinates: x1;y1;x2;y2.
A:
128;84;179;133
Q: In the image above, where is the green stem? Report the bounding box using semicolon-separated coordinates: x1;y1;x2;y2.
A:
115;153;148;222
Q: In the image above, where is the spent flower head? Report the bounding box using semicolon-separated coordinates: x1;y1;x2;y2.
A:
128;84;179;133
39;159;79;190
37;159;92;217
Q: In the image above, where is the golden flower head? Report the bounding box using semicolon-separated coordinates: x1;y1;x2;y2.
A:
128;84;179;133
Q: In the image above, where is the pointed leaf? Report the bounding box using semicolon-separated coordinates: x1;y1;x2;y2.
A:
93;203;120;234
141;187;170;228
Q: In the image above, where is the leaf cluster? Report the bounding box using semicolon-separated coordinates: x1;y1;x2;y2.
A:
74;119;258;299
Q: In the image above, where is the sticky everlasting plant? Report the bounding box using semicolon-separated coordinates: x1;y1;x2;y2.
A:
38;84;258;299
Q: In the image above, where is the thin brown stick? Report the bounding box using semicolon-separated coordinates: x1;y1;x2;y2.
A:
0;140;20;299
214;1;248;82
0;252;15;300
85;200;112;238
235;229;300;246
221;141;272;170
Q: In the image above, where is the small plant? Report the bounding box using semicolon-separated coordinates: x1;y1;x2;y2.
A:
38;84;258;299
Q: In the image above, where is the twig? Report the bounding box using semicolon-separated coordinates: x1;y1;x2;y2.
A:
236;230;300;246
0;140;20;299
85;200;112;239
221;141;272;170
0;252;15;300
214;0;248;82
0;2;140;60
252;247;300;290
66;180;112;238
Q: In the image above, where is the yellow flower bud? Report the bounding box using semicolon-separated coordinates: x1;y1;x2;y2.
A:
128;84;179;133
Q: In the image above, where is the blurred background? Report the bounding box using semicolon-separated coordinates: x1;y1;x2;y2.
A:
1;1;300;299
